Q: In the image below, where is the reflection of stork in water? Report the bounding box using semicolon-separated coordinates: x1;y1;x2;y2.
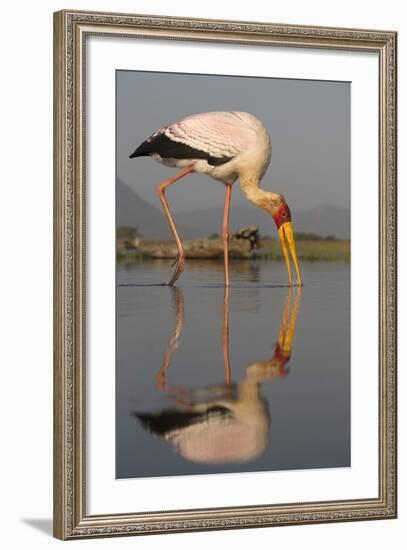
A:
129;111;302;287
134;287;302;464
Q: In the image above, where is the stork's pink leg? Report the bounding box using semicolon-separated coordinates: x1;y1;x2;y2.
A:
221;183;233;287
156;166;194;286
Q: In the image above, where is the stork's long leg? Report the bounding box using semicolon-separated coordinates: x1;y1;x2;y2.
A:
221;183;233;287
156;166;194;286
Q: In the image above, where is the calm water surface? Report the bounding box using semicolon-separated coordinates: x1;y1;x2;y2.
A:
116;260;350;479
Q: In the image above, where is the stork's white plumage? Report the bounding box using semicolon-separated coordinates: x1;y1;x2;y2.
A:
130;111;302;287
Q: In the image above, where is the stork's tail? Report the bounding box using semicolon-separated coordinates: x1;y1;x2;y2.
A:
129;143;151;158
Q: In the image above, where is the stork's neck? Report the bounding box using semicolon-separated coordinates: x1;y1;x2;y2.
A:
239;174;280;212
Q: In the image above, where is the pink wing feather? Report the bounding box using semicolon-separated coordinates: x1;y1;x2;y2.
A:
163;112;258;159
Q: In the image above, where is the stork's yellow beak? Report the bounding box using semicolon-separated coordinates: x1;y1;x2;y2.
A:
278;222;302;286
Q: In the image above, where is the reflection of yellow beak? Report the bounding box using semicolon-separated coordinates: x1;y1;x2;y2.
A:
278;222;302;286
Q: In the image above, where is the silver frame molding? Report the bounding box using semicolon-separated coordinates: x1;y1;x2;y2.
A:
53;9;397;540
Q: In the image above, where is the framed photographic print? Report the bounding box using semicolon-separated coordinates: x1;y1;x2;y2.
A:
53;9;397;540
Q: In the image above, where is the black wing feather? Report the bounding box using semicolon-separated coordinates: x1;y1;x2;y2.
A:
129;133;231;166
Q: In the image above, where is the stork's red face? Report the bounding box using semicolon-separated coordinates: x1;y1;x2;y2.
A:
272;202;302;286
272;203;292;229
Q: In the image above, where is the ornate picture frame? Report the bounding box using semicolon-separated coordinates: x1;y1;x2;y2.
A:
53;9;397;540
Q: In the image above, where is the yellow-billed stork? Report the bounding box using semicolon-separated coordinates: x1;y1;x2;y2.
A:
130;111;302;287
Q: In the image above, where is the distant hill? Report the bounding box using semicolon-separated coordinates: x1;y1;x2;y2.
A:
117;180;350;239
117;179;190;239
294;204;350;239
